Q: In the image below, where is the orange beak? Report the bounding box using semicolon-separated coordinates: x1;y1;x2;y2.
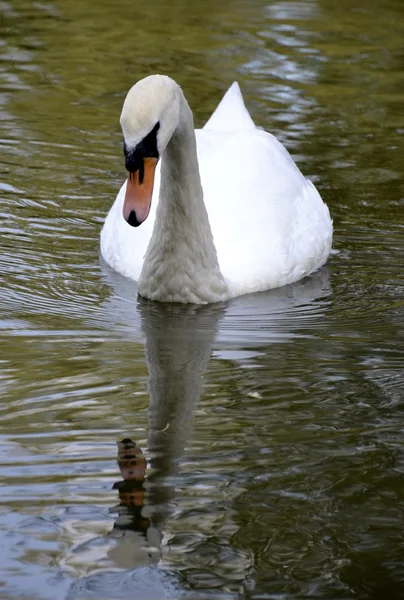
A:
123;157;158;226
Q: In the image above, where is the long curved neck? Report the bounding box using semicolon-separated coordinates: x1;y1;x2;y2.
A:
138;90;227;304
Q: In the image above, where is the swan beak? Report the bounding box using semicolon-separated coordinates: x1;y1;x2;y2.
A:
123;157;158;227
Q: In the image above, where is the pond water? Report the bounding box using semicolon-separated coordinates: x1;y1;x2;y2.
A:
1;0;404;598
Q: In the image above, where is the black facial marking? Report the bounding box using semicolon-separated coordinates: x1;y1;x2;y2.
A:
123;122;160;176
139;160;145;185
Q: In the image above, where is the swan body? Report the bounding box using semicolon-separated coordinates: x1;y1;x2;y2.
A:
100;75;332;304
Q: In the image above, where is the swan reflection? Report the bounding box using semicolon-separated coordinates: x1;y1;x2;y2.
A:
67;266;332;597
66;300;224;598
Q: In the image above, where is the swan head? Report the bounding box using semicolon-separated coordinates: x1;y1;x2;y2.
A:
120;75;180;227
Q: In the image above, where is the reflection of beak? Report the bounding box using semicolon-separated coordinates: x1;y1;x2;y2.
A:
123;157;158;227
112;439;149;531
117;438;147;481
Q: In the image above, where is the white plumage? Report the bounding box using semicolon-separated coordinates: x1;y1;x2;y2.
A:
101;75;332;304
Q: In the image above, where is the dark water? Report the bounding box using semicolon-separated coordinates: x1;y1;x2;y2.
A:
1;0;404;598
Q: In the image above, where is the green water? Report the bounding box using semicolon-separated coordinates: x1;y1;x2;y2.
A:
1;0;404;598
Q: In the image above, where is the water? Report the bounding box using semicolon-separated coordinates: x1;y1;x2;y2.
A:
1;0;403;598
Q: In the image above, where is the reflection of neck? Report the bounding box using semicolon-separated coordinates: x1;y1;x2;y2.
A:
138;92;226;304
146;317;211;473
140;302;223;478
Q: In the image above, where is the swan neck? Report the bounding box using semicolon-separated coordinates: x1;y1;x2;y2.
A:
138;89;227;304
161;93;203;210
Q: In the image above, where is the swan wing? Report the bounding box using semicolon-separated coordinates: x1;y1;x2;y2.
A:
197;128;332;295
203;82;256;132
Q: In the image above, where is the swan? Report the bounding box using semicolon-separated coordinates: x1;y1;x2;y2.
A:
100;75;332;304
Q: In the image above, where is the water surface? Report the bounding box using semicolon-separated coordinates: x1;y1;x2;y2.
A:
1;0;404;598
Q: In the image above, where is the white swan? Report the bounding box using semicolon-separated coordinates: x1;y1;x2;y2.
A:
100;75;332;304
